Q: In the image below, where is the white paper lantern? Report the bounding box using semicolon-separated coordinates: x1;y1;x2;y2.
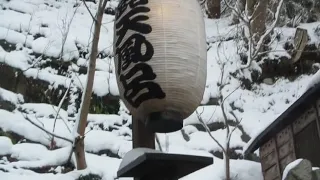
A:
113;0;207;133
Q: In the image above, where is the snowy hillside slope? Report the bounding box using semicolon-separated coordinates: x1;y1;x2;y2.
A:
0;0;319;179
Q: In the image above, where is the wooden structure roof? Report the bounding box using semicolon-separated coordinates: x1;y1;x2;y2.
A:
244;82;320;156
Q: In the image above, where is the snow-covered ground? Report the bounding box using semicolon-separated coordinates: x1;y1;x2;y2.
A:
0;0;319;179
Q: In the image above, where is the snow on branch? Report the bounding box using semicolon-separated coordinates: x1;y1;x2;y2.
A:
240;0;284;69
224;0;284;69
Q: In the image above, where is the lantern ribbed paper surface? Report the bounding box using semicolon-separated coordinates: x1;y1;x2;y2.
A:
114;0;207;133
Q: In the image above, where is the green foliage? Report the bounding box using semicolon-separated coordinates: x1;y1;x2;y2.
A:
90;95;120;115
0;129;21;144
0;40;16;51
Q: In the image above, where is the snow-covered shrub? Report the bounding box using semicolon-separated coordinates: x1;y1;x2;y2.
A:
77;174;102;180
315;25;320;37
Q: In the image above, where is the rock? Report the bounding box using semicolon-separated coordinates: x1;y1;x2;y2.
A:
0;62;120;115
0;63;20;93
263;78;274;85
312;168;320;180
283;159;312;180
0;129;24;145
0;100;16;112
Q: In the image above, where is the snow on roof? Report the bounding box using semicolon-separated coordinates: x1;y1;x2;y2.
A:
244;79;320;155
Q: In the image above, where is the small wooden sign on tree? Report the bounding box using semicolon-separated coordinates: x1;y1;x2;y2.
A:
292;28;308;64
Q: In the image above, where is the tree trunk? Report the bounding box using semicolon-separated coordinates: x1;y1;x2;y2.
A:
247;0;268;43
207;0;221;19
246;0;255;16
74;136;86;169
225;146;230;180
74;0;108;170
231;0;246;24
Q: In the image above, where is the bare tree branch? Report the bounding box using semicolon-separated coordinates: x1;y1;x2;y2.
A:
224;0;284;69
155;134;163;152
228;111;243;143
224;0;249;26
82;0;111;32
199;0;206;6
240;0;284;69
82;0;98;24
58;5;79;60
220;98;230;136
51;79;73;148
197;110;226;154
22;113;73;144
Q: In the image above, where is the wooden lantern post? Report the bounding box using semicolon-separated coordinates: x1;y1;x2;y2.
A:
132;116;155;149
114;0;212;179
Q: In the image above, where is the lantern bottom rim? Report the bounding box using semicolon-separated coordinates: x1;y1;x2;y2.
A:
146;110;183;133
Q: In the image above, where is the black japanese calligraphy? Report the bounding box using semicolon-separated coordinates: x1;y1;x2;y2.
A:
116;0;149;19
115;0;166;107
116;33;154;75
120;63;166;108
115;6;152;46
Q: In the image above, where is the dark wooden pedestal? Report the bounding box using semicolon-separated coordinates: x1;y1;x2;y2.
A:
117;150;213;180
